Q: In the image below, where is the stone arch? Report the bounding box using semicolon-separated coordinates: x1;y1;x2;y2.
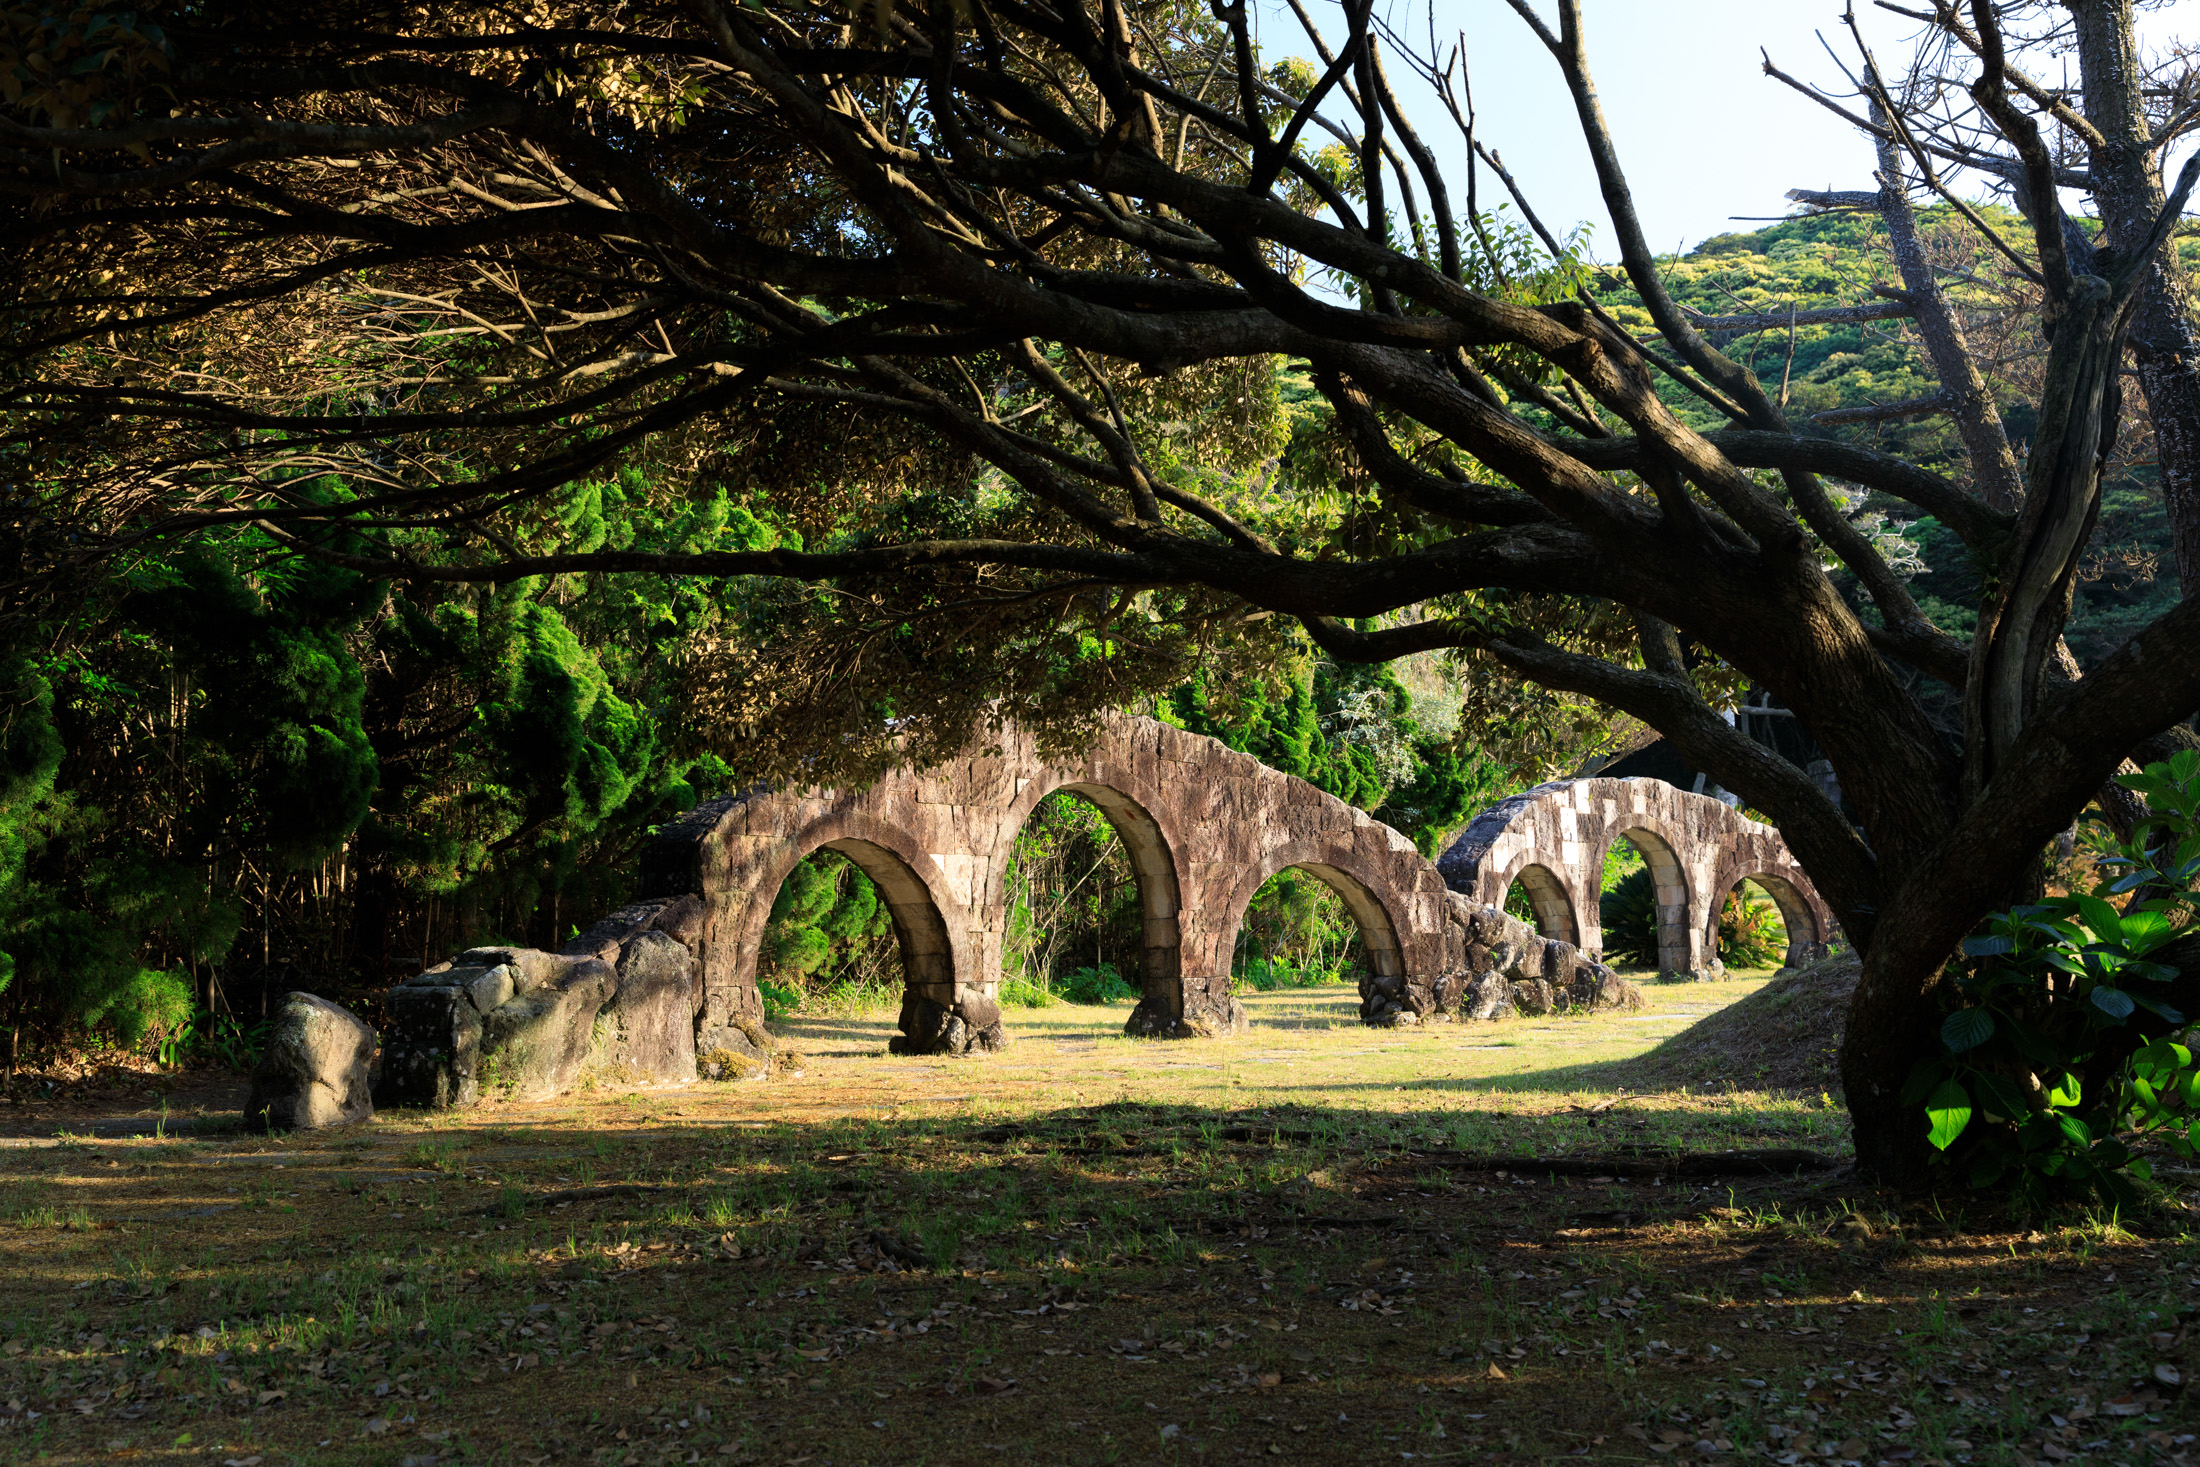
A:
991;775;1186;998
1591;822;1695;976
1209;838;1410;1002
729;816;966;1003
1707;866;1828;969
1440;776;1836;982
1501;861;1580;946
633;715;1836;1056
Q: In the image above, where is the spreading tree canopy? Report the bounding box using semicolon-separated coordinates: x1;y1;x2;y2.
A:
6;0;2200;1180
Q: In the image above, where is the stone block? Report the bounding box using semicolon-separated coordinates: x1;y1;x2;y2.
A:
587;932;696;1084
1461;972;1514;1021
376;984;483;1109
246;993;377;1130
479;960;617;1100
460;964;515;1014
1510;978;1555;1016
697;1016;773;1081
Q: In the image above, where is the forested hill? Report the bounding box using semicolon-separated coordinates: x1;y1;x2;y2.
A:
1600;205;2195;667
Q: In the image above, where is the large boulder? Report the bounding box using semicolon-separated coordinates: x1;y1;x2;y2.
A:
246;993;377;1130
1460;971;1514;1022
586;932;697;1083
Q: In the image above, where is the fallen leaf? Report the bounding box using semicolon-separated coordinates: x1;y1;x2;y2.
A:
1485;1364;1508;1381
2155;1363;2183;1388
975;1376;1017;1396
1257;1372;1281;1388
363;1418;391;1437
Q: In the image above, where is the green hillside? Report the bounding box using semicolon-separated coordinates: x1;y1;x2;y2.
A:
1597;206;2193;668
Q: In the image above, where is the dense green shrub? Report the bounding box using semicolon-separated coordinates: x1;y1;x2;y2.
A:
1059;963;1139;1004
1910;751;2200;1209
1717;885;1787;970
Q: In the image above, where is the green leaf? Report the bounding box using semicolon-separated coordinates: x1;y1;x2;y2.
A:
1970;1070;2031;1123
2046;1072;2082;1109
1940;1008;1995;1054
2090;986;2136;1021
2074;893;2124;942
1961;934;2013;958
1901;1059;1949;1108
1925;1079;1973;1151
2131;994;2187;1024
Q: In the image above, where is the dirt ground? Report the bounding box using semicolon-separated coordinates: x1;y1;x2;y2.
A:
1;981;2194;1467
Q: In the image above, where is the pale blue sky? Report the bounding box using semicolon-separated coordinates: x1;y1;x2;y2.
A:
1257;0;2196;258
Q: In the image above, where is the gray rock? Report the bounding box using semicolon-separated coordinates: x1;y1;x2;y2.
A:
1579;965;1646;1012
1510;978;1555;1016
954;991;1003;1033
460;964;515;1014
246;993;377;1130
650;892;706;946
588;932;696;1083
376;984;483;1109
698;1017;773;1081
479;959;617;1100
456;947;572;995
1462;972;1514;1022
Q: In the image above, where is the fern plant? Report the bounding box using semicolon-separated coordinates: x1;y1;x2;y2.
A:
1599;868;1659;967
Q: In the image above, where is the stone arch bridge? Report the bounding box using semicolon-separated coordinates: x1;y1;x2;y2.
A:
630;714;1837;1058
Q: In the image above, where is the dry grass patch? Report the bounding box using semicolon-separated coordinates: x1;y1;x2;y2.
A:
0;985;2193;1467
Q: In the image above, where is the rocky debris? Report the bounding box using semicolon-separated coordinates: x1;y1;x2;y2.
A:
1459;971;1515;1022
1402;896;1644;1022
480;957;618;1100
245;992;378;1130
561;893;707;966
376;975;488;1109
379;922;706;1107
696;1015;774;1080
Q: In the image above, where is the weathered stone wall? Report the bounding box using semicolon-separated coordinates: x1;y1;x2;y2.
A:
638;713;1461;1053
1438;777;1835;978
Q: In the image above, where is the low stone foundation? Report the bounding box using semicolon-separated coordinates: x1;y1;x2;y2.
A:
376;896;711;1110
1127;973;1248;1039
1356;897;1647;1026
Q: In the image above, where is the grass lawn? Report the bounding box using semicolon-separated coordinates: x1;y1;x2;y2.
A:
1;979;2194;1466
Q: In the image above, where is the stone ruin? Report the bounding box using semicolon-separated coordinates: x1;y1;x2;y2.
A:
368;892;773;1113
261;711;1835;1123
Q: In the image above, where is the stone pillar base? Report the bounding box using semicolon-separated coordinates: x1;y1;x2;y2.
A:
1125;978;1245;1039
892;992;1009;1056
696;1018;774;1081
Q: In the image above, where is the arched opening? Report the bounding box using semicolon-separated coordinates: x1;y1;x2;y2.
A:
998;784;1180;1007
1595;827;1692;976
1502;862;1579;945
1232;867;1362;992
1717;873;1816;970
755;838;952;1018
1225;860;1405;1022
